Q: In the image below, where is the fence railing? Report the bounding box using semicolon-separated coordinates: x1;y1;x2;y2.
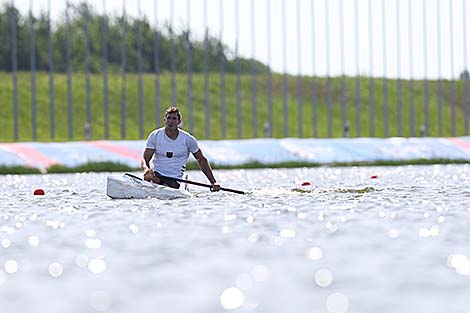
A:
0;0;469;142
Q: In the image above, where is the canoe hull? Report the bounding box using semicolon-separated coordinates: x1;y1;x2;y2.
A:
106;175;191;199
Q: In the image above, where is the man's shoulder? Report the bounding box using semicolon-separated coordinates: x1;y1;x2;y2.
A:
146;128;165;145
179;128;197;140
179;129;199;153
149;127;165;136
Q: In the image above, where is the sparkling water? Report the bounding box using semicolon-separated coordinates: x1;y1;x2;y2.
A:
1;165;470;313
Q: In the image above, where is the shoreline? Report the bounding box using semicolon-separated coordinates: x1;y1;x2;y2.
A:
1;137;470;174
1;158;469;175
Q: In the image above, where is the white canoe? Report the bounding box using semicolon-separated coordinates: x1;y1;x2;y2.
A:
106;174;191;199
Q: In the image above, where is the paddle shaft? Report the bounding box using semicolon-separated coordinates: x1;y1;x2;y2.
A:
125;173;245;195
158;174;246;195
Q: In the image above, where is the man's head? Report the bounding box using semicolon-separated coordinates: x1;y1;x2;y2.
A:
164;106;181;129
164;106;182;125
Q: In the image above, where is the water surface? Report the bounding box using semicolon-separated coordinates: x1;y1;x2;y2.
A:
1;165;470;313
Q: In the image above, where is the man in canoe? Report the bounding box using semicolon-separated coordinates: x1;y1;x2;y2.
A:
141;106;221;191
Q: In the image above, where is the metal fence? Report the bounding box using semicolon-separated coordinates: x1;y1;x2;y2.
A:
1;0;469;141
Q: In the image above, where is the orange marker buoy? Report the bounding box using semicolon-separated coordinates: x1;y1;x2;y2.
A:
301;181;311;186
33;189;45;195
370;175;378;179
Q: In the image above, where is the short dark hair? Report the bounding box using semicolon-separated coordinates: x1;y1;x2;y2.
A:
165;106;182;120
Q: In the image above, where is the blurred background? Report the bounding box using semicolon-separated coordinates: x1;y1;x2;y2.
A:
0;0;469;141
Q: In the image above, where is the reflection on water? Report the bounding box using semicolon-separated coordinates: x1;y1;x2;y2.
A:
1;165;470;313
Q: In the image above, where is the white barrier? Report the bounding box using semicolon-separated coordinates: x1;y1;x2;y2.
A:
1;137;470;169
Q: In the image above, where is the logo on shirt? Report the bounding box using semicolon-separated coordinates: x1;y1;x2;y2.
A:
166;151;173;158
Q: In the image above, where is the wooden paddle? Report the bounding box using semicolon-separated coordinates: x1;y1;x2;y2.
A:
125;173;246;195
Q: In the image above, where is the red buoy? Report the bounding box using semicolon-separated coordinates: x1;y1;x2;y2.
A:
33;189;45;195
370;175;378;179
301;181;311;186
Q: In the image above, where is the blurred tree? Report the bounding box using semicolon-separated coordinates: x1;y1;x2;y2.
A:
0;2;270;74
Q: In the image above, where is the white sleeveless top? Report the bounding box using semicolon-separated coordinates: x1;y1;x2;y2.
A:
145;127;200;179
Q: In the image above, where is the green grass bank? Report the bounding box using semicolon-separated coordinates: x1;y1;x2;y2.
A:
1;71;469;142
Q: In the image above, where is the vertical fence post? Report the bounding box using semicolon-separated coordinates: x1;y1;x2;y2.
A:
102;0;109;139
170;0;176;106
186;0;193;133
354;0;361;137
48;0;55;140
422;0;429;136
251;0;258;138
437;0;443;136
340;0;347;137
382;0;389;137
296;0;303;138
449;0;456;137
121;0;127;139
11;0;19;141
396;0;403;136
29;0;37;141
408;0;415;137
463;0;469;135
219;0;226;138
235;0;242;138
154;0;161;128
368;0;375;137
203;0;210;139
137;0;144;138
282;0;288;137
312;0;318;138
266;0;273;138
84;2;92;139
325;0;332;138
66;0;73;139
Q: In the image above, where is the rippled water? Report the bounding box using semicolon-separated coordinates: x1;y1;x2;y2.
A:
1;165;470;313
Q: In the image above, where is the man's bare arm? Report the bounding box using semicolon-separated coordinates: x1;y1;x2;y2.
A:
142;148;157;182
193;149;220;191
142;148;155;170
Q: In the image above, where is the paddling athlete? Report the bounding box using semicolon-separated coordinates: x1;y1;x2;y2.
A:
141;106;221;192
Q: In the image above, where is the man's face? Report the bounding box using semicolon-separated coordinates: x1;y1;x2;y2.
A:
165;113;180;128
